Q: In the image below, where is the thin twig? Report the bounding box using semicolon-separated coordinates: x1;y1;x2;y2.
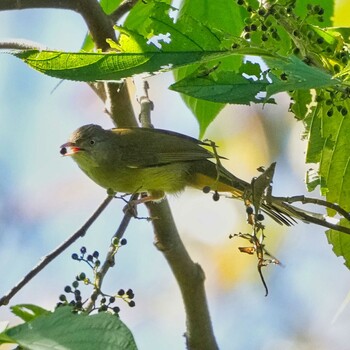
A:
274;195;350;221
85;193;139;312
0;39;48;51
137;80;154;128
272;199;350;234
0;195;114;307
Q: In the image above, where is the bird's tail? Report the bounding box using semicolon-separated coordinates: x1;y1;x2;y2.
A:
187;159;330;227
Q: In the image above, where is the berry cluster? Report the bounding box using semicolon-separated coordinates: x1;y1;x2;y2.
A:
72;246;101;269
237;1;284;43
58;278;85;312
234;1;340;70
116;288;135;308
57;246;134;315
236;0;350;120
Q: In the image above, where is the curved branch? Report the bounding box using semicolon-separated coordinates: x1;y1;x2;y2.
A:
0;0;116;50
0;0;137;126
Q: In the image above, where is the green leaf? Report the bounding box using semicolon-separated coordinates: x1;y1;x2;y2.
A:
2;306;137;350
302;94;350;266
11;304;50;322
171;63;269;104
124;0;172;34
326;27;350;45
99;0;124;15
12;49;231;82
289;89;312;121
178;0;246;35
265;55;338;97
0;331;14;345
171;56;338;106
174;0;245;136
294;0;334;27
305;98;350;207
326;220;350;269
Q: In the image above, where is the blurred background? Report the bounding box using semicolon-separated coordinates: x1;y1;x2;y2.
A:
1;1;350;349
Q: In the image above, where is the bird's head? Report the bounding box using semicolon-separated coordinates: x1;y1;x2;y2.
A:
60;124;108;167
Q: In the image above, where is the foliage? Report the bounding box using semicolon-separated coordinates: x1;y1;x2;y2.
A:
0;305;137;350
5;0;350;265
2;0;350;348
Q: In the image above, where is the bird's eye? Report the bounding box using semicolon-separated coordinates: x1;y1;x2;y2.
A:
89;139;95;146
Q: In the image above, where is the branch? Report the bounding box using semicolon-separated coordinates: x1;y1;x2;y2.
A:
137;80;154;128
0;0;115;50
138;81;218;349
0;39;48;51
270;195;350;234
85;193;139;312
0;0;137;127
146;201;219;350
278;195;350;221
0;195;114;307
104;81;138;127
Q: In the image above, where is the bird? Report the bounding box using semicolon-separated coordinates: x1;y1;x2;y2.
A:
60;124;349;232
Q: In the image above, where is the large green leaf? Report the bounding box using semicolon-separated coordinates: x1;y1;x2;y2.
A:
12;49;230;82
265;55;339;96
171;62;269;104
327;220;350;269
10;2;236;82
1;306;137;350
171;56;338;104
304;96;350;266
305;98;350;206
175;0;245;136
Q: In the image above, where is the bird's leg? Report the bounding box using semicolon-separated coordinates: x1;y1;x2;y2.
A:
123;190;165;218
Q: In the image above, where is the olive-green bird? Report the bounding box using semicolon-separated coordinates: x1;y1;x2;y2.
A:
60;124;324;226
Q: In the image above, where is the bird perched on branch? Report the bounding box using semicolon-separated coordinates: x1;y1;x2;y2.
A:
60;124;350;234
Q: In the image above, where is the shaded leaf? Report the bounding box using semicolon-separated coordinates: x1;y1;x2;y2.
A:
326;220;350;269
2;306;137;350
265;55;338;97
171;65;269;104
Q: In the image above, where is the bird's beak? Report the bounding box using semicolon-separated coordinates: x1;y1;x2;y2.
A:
60;142;82;156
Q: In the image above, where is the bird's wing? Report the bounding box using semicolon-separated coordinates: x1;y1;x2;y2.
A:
112;128;217;168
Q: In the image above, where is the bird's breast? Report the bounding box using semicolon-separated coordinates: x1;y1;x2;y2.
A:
81;162;191;194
